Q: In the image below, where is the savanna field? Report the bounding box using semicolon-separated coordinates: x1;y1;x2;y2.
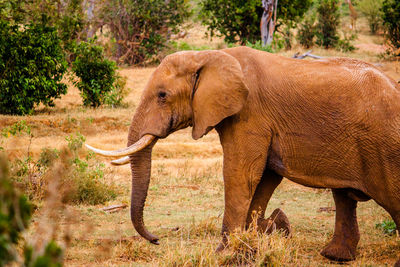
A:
2;16;400;267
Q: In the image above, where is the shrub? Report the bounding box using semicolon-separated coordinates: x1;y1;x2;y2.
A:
381;0;400;54
199;0;312;44
376;220;397;235
358;0;383;34
245;41;275;53
297;9;317;48
72;40;128;107
336;32;356;52
97;0;191;65
315;0;340;49
0;19;68;115
6;129;117;205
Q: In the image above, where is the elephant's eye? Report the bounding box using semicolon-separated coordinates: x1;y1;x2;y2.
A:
158;91;167;99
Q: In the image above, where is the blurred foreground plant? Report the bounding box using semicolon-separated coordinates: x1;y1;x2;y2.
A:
1;121;117;205
0;155;65;266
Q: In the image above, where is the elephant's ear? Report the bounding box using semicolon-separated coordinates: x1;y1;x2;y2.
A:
188;51;249;139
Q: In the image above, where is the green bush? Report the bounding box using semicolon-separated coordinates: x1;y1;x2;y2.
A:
199;0;312;44
0;19;67;115
2;124;117;205
336;32;356;52
245;41;275;53
381;0;400;54
64;133;117;205
297;8;317;48
72;40;128;107
98;0;191;65
358;0;383;34
315;0;340;49
375;220;397;235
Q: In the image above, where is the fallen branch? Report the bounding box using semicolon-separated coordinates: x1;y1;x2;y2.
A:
293;50;323;59
101;204;128;213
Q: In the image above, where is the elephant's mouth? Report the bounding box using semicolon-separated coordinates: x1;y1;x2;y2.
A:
168;115;175;134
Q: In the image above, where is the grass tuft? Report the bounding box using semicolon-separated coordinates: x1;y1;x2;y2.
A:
114;239;157;262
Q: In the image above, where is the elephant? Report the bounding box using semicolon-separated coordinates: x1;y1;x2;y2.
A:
86;46;400;263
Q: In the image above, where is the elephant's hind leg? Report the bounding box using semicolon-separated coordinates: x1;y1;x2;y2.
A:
245;170;291;236
321;189;360;261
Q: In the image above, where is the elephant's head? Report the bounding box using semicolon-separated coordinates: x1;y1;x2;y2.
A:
86;50;249;244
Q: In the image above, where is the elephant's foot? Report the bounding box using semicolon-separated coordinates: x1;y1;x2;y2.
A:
258;208;291;237
320;238;357;262
216;224;229;252
215;241;227;252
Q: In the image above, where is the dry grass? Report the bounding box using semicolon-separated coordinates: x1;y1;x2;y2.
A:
1;18;399;266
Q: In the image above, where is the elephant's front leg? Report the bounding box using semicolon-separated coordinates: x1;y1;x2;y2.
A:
320;189;360;261
216;139;272;251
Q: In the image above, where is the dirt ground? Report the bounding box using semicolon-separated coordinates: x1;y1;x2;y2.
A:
1;20;400;266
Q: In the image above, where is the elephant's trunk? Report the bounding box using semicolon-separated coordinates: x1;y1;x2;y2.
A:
129;145;159;244
127;107;159;244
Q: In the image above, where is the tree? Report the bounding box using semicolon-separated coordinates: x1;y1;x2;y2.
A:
381;0;400;53
199;0;312;44
0;19;68;115
96;0;191;65
358;0;383;34
0;0;89;63
260;0;277;46
315;0;340;48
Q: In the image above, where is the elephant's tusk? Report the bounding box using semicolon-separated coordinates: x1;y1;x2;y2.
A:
111;156;131;165
85;134;156;157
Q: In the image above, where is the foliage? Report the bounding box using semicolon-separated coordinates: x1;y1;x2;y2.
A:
56;0;88;62
0;0;88;63
1;122;117;205
376;220;397;235
97;0;191;65
1;120;32;137
276;0;314;29
358;0;383;34
297;9;317;48
24;241;63;267
0;19;67;115
0;0;30;23
381;0;400;54
64;133;117;205
72;40;128;108
315;0;340;49
199;0;312;44
0;157;32;266
245;41;275;53
336;32;356;52
103;76;129;108
0;156;65;266
168;41;213;52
